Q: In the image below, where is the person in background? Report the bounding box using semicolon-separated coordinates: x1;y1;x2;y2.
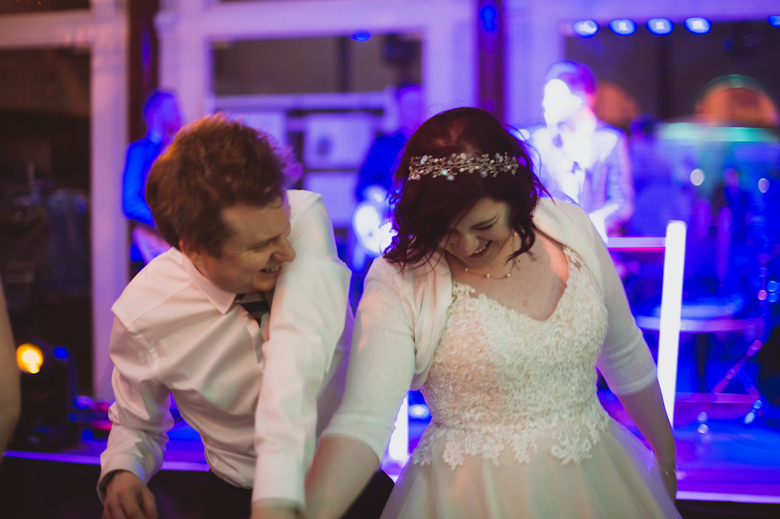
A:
305;108;679;519
349;84;425;301
122;90;182;266
354;84;425;204
527;61;634;241
99;115;358;519
627;114;693;239
0;276;21;466
710;166;757;293
712;167;753;243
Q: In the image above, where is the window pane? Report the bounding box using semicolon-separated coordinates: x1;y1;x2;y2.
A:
0;47;92;395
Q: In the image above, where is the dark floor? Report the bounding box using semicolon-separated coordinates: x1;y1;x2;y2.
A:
1;456;778;519
2;394;780;518
0;457;208;519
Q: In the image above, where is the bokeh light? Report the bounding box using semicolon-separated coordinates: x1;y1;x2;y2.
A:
690;168;705;186
351;30;371;42
17;343;43;374
647;18;673;35
609;19;636;36
685;17;711;34
573;20;599;37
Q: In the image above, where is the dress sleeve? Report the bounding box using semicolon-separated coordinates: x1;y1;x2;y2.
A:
98;316;173;502
580;210;657;395
252;192;351;507
322;260;417;462
122;142;155;226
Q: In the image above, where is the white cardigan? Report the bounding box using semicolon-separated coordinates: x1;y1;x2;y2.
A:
324;197;657;461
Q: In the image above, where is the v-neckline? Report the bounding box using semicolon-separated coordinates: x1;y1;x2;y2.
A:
452;247;574;323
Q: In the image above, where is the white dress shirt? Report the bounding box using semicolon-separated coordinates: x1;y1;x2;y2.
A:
324;198;656;461
528;122;634;232
98;190;352;509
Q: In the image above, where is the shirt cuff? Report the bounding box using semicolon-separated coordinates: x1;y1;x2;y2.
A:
251;450;305;508
97;454;147;503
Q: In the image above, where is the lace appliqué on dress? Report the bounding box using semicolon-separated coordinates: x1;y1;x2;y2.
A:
414;247;611;470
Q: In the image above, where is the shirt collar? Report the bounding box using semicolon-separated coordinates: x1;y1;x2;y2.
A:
180;250;238;314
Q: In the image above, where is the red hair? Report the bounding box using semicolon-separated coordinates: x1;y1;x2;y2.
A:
384;107;545;270
146;114;289;257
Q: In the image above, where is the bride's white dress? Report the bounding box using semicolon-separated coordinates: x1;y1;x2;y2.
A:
380;248;682;519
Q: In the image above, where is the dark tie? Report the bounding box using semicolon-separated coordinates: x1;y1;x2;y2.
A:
236;293;270;322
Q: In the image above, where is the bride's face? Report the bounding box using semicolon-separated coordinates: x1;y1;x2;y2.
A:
438;197;514;270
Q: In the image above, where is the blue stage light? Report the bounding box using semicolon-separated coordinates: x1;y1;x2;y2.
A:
769;16;780;27
685;17;711;34
647;18;673;35
351;30;371;42
573;20;599;37
609;19;636;36
480;4;499;33
54;346;69;359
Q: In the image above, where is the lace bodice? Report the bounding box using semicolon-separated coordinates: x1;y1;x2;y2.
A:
415;248;612;469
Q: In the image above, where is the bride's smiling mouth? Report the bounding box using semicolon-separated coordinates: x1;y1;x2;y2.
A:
471;242;490;257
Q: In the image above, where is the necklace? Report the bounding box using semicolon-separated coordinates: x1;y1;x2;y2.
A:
462;256;518;279
457;233;519;279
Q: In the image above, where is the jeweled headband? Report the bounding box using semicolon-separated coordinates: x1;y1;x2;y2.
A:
408;153;520;181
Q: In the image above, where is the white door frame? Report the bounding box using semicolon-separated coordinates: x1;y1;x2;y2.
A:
156;0;477;124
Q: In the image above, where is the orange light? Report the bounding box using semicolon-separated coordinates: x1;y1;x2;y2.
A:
17;343;43;374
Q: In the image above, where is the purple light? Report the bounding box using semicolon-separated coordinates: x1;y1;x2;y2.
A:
685;17;711;34
480;4;499;33
573;20;599;38
647;18;673;35
609;19;636;36
351;30;371;42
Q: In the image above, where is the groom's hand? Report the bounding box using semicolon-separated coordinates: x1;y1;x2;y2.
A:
102;470;157;519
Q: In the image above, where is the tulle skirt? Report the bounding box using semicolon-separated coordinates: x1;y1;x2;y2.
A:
381;421;682;519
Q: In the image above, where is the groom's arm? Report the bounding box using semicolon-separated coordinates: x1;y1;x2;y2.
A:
251;191;351;516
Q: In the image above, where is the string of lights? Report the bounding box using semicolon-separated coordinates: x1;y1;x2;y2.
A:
572;15;780;37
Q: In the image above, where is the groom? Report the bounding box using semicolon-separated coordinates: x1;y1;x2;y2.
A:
99;115;354;519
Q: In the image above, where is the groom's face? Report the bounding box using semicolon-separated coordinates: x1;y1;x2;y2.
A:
185;196;296;294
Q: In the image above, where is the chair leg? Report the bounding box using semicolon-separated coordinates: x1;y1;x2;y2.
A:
710;339;763;395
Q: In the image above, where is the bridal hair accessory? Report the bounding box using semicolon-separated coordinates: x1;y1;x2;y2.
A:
408;153;520;181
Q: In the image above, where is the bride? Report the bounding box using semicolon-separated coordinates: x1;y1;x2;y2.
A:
305;107;681;519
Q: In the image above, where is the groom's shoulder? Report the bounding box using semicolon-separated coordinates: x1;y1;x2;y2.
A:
112;249;193;325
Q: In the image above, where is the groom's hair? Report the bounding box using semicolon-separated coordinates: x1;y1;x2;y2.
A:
146;114;288;257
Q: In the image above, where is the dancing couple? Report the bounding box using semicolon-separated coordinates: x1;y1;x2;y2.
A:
100;109;680;519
